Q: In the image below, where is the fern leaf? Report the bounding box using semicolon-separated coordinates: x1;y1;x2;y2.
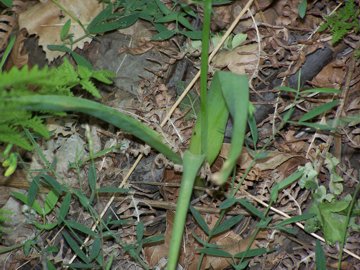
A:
80;80;101;98
0;126;32;150
17;116;50;139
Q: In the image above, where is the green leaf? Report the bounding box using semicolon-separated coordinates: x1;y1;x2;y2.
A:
89;237;101;261
60;19;71;41
248;114;258;147
277;86;297;93
71;52;93;70
219;197;237;210
198;248;232;257
270;169;304;202
96;187;129;193
211;215;243;236
5;95;182;164
47;260;57;270
237;198;264;219
293;121;336;131
0;0;12;8
11;191;43;216
315;240;326;270
65;220;97;237
152;29;176;40
298;0;307;18
142;234;164;245
40;174;65;195
28;175;40;207
33;221;58;230
136;222;144;243
189;72;229;163
299;100;339;122
192;232;219;248
58;192;71;222
179;30;202;40
47;44;72;53
211;71;249;185
44;190;59;215
234;248;269;258
66;263;95;269
274;212;316;228
63;231;90;263
256;217;272;229
190;206;210;235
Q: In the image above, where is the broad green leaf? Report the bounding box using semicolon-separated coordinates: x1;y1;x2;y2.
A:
198;248;232;257
237;198;264;219
23;239;35;256
142;234;164;245
212;71;249;185
189;72;229;163
71;52;93;70
190;206;210;235
33;221;58;230
11;191;43;216
298;0;307;18
5;95;182;164
136;222;144;243
60;19;71;41
154;0;171;15
274;212;316;227
192;232;219;248
219;197;237;210
28;175;40;207
180;30;202;40
0;243;23;254
234;248;268;258
211;215;243;236
58;192;71;222
47;44;72;53
299;100;339;122
40;174;65;195
167;151;205;270
152;29;176;40
256;217;272;229
232;261;249;270
63;231;90;263
231;33;247;48
105;255;114;270
89;237;101;261
47;260;57;270
65;220;97;237
315;240;326;270
0;0;12;7
270;169;304;202
44;190;59;215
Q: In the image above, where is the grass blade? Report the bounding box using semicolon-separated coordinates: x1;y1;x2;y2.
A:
5;95;182;164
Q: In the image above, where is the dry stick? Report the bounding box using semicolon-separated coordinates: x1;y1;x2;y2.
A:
242;190;360;261
68;0;255;264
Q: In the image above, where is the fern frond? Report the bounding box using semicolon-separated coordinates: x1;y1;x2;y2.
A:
80;80;101;98
17;116;50;139
0;125;32;150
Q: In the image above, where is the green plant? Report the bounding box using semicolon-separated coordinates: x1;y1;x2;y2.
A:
319;0;360;44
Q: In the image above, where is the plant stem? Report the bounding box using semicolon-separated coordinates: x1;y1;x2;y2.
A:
337;179;360;270
200;0;212;156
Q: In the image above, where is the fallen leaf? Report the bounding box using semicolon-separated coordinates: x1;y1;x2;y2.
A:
19;0;102;61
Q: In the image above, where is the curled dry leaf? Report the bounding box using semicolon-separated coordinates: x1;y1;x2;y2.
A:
0;14;17;50
18;0;102;61
212;44;258;75
4;29;29;69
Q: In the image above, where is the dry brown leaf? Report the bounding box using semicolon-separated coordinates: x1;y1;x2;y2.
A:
0;14;17;50
311;62;346;88
4;29;28;69
220;143;300;171
212;44;258;75
18;0;102;61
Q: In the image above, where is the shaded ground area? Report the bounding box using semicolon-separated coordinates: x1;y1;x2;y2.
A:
0;0;359;269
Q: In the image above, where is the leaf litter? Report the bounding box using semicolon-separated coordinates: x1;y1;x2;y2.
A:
0;0;360;269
